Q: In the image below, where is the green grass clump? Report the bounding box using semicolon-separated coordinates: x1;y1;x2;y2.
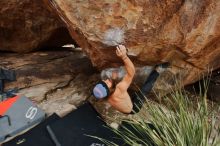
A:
106;80;220;146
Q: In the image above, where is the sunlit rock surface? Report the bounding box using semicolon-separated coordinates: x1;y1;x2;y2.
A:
44;0;220;91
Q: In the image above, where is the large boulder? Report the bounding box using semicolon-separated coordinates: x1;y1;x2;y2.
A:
44;0;220;92
0;0;74;52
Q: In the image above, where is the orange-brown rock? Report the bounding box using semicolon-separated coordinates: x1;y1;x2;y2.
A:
0;0;74;52
45;0;220;90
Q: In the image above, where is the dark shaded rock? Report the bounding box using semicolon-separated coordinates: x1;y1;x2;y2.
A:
0;0;74;52
208;69;220;102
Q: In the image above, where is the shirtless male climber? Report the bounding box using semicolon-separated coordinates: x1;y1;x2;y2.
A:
92;45;169;114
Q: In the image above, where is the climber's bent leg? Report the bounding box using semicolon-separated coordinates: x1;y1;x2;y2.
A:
129;70;160;114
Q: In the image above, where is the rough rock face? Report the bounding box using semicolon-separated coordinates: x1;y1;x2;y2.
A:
0;0;74;52
1;48;97;116
45;0;220;89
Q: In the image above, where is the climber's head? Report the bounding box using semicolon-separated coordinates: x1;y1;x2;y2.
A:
92;79;114;100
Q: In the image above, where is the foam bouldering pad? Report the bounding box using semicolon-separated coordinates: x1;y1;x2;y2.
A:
48;102;125;146
0;95;46;143
3;114;60;146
